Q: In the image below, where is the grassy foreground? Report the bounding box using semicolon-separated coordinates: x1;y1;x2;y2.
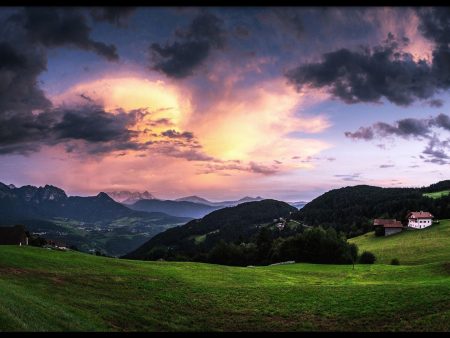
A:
1;245;449;331
350;219;450;265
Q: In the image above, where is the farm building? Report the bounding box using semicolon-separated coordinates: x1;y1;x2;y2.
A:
407;211;434;229
373;219;404;236
0;225;29;246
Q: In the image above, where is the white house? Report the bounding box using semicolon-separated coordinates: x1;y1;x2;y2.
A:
407;211;434;229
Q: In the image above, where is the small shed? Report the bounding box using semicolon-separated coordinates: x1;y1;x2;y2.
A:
0;225;29;246
373;219;403;236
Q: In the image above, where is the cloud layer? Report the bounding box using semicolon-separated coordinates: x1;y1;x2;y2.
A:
150;12;226;78
345;113;450;165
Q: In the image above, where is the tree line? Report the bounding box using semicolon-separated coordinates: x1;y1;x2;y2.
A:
142;225;365;267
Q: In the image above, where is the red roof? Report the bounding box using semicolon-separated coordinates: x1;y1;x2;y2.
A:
374;219;397;226
382;221;403;228
408;211;434;219
373;219;403;228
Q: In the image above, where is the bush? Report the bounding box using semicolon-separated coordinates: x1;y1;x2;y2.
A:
390;258;400;265
359;251;376;264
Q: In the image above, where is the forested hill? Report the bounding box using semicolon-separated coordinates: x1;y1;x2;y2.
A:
124;199;297;260
291;181;450;237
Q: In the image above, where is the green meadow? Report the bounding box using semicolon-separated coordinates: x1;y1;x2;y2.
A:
1;227;450;332
423;190;450;199
350;219;450;265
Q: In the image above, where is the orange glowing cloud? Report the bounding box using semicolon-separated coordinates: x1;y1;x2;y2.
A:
184;76;332;169
52;76;193;129
47;72;333;197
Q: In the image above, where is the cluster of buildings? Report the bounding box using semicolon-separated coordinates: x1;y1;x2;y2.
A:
0;225;67;249
374;211;435;236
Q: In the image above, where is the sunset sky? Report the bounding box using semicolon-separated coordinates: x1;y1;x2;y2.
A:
1;7;450;201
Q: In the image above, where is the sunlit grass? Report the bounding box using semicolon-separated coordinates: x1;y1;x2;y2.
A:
1;244;449;331
350;219;450;265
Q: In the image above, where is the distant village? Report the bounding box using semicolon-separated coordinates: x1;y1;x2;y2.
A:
0;225;69;250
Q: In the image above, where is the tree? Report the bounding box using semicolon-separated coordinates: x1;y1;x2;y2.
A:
349;243;358;269
359;251;376;264
256;227;273;263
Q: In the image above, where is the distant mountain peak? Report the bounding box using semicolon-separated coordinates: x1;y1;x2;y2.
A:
96;192;114;200
175;195;213;204
107;190;156;204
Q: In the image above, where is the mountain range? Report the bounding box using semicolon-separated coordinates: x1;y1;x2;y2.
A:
0;182;190;256
106;192;306;219
105;192;267;218
175;195;265;207
0;182;309;256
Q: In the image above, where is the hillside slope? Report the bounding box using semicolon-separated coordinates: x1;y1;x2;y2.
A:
350;219;450;265
129;199;219;218
125;199;297;260
0;246;449;331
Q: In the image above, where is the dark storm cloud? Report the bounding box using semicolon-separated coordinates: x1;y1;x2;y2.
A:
377;118;431;138
286;9;450;107
249;162;278;175
0;106;148;155
416;7;450;46
53;107;138;143
345;115;450;141
423;9;450;110
344;127;374;141
334;173;362;182
150;12;226;78
80;93;94;102
199;161;279;176
0;110;55;154
11;7;118;61
0;7;132;155
273;8;304;38
0;41;51;113
0;38;53;155
427;99;444;108
149;118;174;127
161;129;194;140
422;137;450;165
431;113;450;131
286;34;437;106
156;144;215;162
89;7;136;26
345;114;450;165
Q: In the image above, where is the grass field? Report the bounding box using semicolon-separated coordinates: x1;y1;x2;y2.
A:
423;190;450;199
1;244;450;331
350;219;450;265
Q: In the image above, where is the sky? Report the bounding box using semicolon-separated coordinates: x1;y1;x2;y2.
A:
1;7;450;202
